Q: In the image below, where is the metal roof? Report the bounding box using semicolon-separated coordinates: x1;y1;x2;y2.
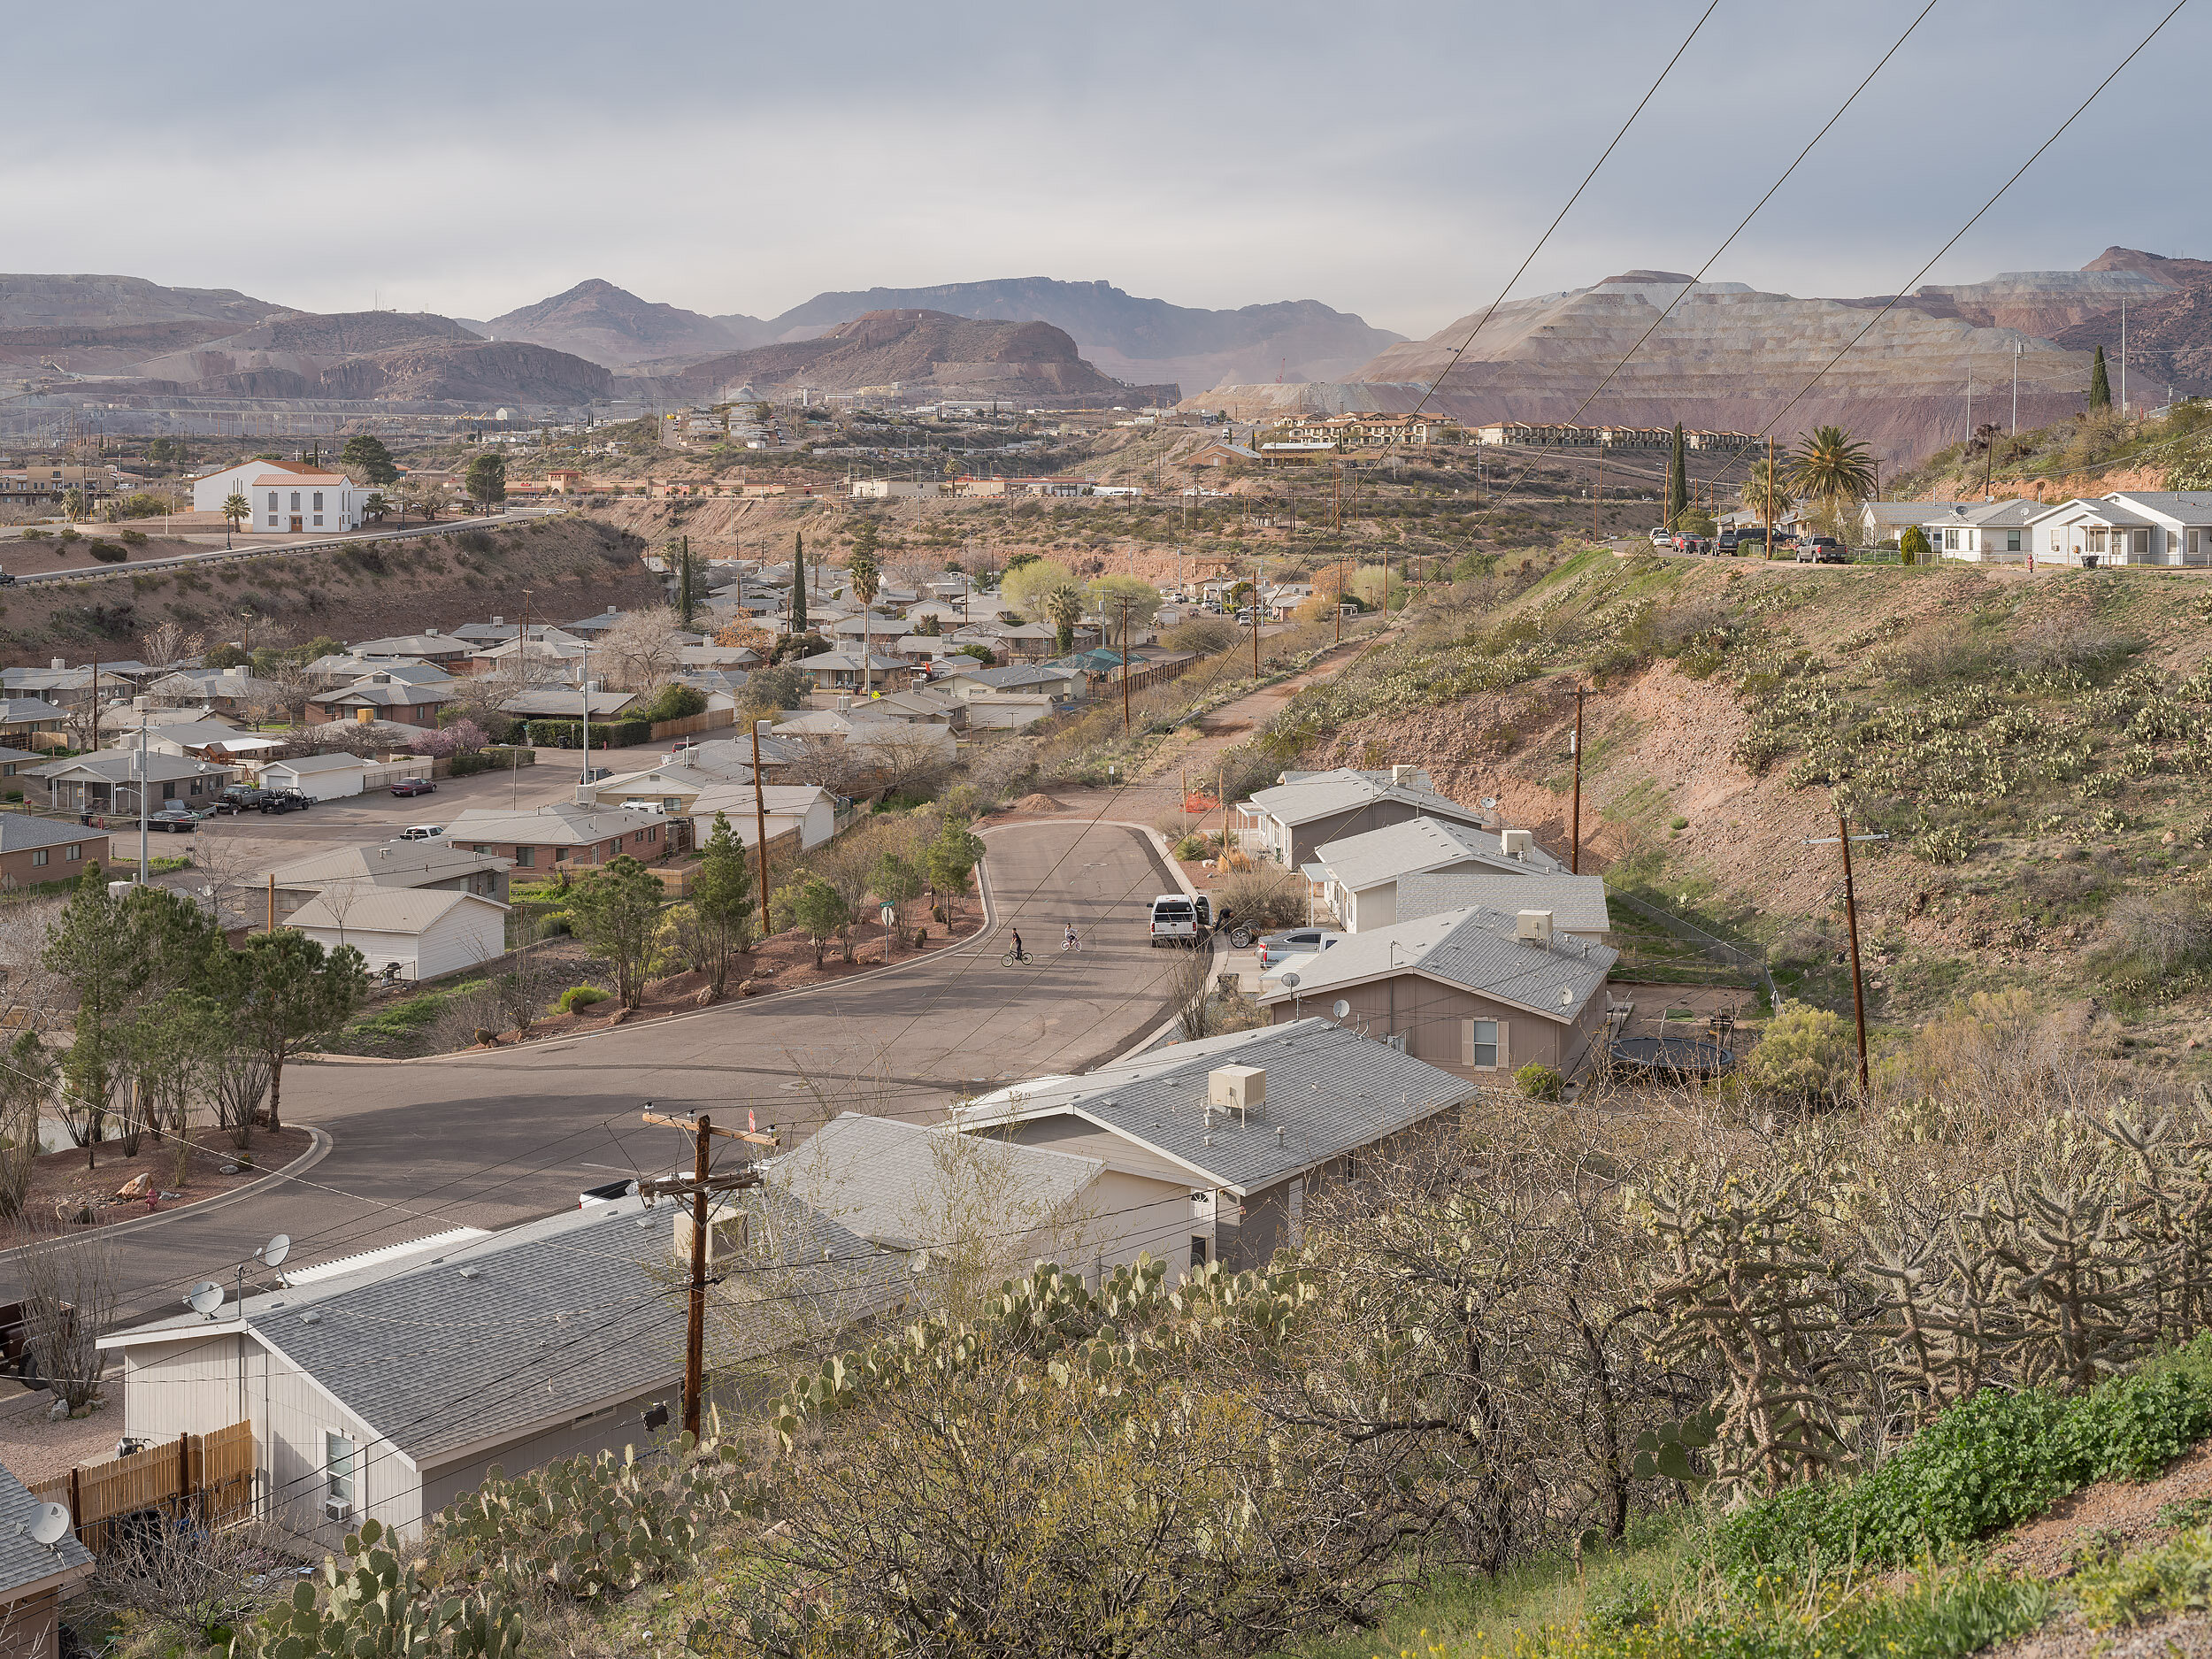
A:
1393;872;1612;933
775;1113;1102;1249
1244;768;1488;830
265;752;366;775
954;1019;1471;1198
1313;814;1560;891
1257;905;1616;1020
103;1192;907;1468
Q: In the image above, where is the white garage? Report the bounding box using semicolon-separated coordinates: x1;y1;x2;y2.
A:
286;887;510;982
258;753;368;801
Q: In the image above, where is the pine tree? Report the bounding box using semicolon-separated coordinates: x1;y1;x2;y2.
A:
1666;422;1689;529
791;530;808;634
2089;345;2112;410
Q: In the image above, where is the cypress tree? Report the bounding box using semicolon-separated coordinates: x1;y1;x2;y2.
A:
2089;345;2112;410
791;530;808;634
1666;422;1689;528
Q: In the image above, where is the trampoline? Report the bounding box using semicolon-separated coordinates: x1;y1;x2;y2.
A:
1610;1035;1736;1081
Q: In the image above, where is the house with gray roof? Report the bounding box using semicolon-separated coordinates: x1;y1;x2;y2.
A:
2024;491;2212;567
1393;871;1611;942
1256;906;1617;1084
0;1460;92;1653
346;633;477;669
952;1020;1472;1272
1237;766;1493;872
26;750;232;814
937;662;1081;703
1309;813;1566;931
266;842;511;921
0;814;98;887
0;702;66;749
1922;498;2043;564
100;1190;907;1548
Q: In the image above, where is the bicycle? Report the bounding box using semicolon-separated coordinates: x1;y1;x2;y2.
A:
1000;945;1033;967
1061;933;1082;953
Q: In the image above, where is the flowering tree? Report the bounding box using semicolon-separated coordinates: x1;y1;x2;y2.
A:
410;728;460;759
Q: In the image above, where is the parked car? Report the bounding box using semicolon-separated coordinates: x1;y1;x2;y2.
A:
397;825;444;841
219;786;265;810
0;570;16;587
1795;536;1850;565
1257;928;1346;970
257;790;312;814
1148;894;1206;949
390;777;436;797
147;806;199;833
1717;531;1740;554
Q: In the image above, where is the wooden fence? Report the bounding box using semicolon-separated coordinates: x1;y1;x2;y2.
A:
649;708;736;742
27;1420;253;1552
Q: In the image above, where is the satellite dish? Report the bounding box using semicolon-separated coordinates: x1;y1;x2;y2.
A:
1280;972;1300;990
1332;999;1351;1020
29;1503;70;1547
260;1234;290;1269
187;1280;225;1318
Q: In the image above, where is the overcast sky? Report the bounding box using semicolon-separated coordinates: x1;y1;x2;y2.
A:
10;1;2206;339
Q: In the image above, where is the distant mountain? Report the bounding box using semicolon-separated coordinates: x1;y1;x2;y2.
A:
714;276;1401;391
480;280;740;367
2052;277;2212;401
631;309;1144;404
0;273;290;332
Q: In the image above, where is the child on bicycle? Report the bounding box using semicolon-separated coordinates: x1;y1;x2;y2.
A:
1010;929;1025;963
1064;923;1081;952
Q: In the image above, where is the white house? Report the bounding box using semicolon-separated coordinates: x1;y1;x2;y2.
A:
1923;499;2042;564
286;887;510;981
2024;492;2212;567
190;458;372;534
257;752;368;801
689;783;839;850
1308;815;1574;933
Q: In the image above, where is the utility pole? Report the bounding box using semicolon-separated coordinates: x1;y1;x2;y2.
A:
2120;295;2128;414
1118;600;1132;732
1764;434;1775;559
1570;686;1585;874
639;1109;774;1438
749;718;773;917
1594;441;1601;542
1805;812;1889;1098
135;707;149;882
2011;340;2022;435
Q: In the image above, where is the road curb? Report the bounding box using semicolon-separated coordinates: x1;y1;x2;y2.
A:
0;1127;333;1267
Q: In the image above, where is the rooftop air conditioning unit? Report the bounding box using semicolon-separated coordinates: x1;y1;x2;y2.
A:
1391;764;1417;787
1208;1065;1265;1123
1516;910;1555;947
1500;828;1533;860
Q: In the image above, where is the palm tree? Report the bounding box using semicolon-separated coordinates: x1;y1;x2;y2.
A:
221;489;250;548
848;549;880;695
1739;460;1794;531
1786;425;1876;510
1043;584;1085;654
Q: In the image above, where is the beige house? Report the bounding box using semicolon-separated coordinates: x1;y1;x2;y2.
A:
1308;814;1567;932
265;843;512;923
1236;767;1489;872
1256;905;1616;1082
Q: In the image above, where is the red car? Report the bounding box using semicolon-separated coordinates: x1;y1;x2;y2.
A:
390;778;436;797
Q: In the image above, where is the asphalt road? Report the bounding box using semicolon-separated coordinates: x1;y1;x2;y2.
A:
56;817;1184;1325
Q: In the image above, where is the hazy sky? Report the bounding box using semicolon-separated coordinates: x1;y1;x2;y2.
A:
11;1;2206;339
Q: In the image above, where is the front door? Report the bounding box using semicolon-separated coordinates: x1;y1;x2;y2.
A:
289;515;303;533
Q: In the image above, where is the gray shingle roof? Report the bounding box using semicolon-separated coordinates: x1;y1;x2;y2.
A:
268;844;511;888
105;1192;906;1467
956;1019;1471;1197
1314;815;1561;891
1258;906;1616;1020
266;752;366;776
0;814;90;853
1246;768;1488;830
775;1113;1102;1248
28;752;227;783
1393;872;1612;933
445;803;639;845
0;1461;91;1593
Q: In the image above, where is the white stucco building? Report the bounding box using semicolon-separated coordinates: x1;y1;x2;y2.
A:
190;458;373;533
2024;493;2212;567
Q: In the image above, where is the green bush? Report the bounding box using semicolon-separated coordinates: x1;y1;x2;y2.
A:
526;718;650;749
557;984;610;1014
18;528;47;541
88;541;127;563
641;682;708;722
118;527;148;547
1514;1062;1564;1101
1716;1336;2212;1577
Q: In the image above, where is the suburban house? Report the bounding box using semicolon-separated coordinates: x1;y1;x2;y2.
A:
577;763;723;817
0;817;96;887
795;649;910;695
1392;871;1612;943
496;687;641;722
0;746;38;781
1256;906;1617;1083
777;1113;1139;1282
937;663;1081;703
443;802;672;871
689;784;840;851
0;1461;92;1655
27;751;231;815
1856;501;1970;545
0;702;66;750
1924;499;2042;563
288;887;511;981
1308;815;1568;932
1236;767;1492;872
102;720;281;766
265;843;512;922
772;710;957;771
346;633;480;672
100;1190;905;1549
308;673;452;728
471;636;588;679
963;693;1055;730
2024;492;2212;567
951;1020;1472;1272
190;458;373;533
257;753;369;801
864;688;963;726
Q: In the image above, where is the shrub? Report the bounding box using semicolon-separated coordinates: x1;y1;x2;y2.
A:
1215;863;1305;930
18;528;46;541
557;985;609;1014
88;541;127;563
1515;1062;1564;1101
118;528;147;547
1737;998;1855;1105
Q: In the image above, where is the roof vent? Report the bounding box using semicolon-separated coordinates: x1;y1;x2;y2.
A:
302;1311;321;1325
459;1265;481;1279
1516;910;1555;948
1208;1064;1265;1124
1500;828;1533;860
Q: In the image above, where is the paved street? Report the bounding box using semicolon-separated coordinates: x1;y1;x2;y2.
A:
53;818;1182;1324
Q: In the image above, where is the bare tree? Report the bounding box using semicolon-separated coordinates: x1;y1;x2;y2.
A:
0;1033;51;1221
94;1517;293;1642
138;621;205;671
780;733;879;799
596;608;684;693
0;898;70;1025
19;1228;116;1409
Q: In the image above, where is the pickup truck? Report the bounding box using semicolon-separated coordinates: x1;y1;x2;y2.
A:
1147;893;1215;949
1794;536;1850;565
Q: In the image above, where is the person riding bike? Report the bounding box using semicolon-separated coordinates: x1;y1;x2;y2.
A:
1063;923;1081;952
1010;929;1026;963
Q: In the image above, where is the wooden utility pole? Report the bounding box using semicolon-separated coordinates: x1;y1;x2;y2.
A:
1764;434;1775;558
1118;600;1132;731
749;719;772;919
1594;442;1601;542
1570;686;1586;874
640;1109;775;1438
1805;813;1889;1097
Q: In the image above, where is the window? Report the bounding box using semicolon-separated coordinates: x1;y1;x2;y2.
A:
266;492;278;510
2133;529;2149;556
267;516;278;527
325;1431;355;1505
313;516;323;527
312;492;324;511
515;847;534;867
290;492;302;511
31;849;46;868
2086;527;2108;553
2006;531;2022;552
1463;1018;1501;1069
1189;1235;1209;1268
1943;527;1958;550
162;782;175;801
63;845;79;861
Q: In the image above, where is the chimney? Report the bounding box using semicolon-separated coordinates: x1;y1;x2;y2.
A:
1207;1064;1265;1124
1500;828;1532;860
49;658;63;671
491;616;503;626
1391;764;1416;787
1516;910;1555;948
606;604;618;615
